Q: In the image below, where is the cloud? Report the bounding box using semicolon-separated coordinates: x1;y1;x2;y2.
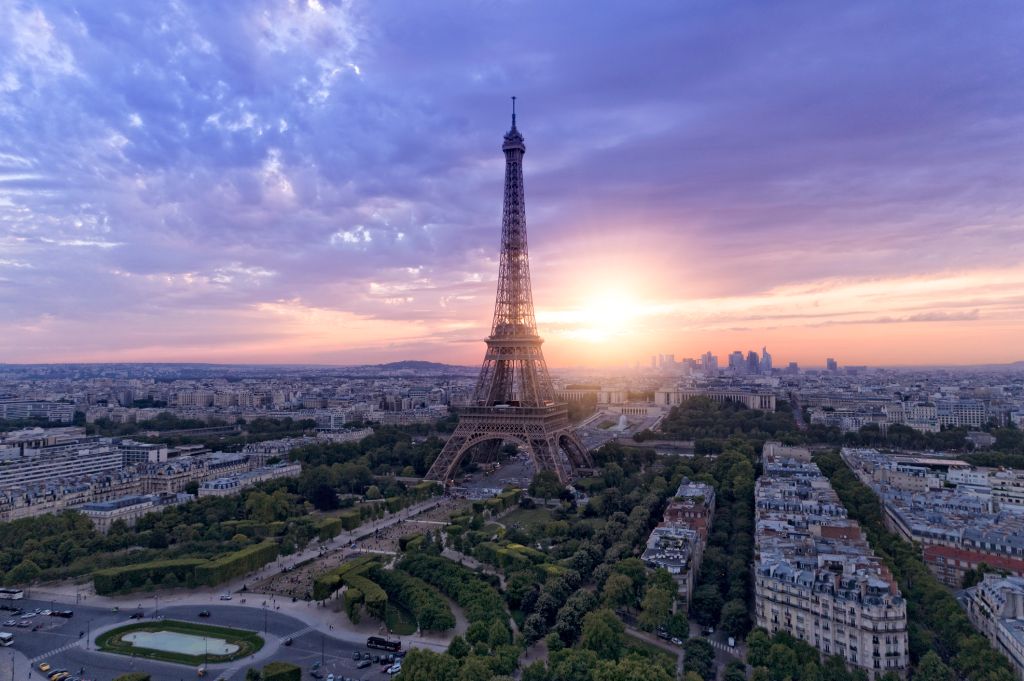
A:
0;0;1021;365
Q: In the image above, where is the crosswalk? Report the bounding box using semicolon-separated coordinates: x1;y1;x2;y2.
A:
30;639;82;663
284;624;315;639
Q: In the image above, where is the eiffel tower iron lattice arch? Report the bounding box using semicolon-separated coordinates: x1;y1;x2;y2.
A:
424;103;593;486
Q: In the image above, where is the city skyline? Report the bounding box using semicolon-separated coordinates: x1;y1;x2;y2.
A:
2;2;1022;368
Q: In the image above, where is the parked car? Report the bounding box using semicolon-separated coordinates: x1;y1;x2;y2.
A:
38;663;51;673
356;660;371;669
326;674;334;681
309;672;323;680
219;594;232;601
352;652;361;661
671;637;684;646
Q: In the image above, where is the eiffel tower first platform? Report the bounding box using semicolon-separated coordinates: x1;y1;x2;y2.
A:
425;101;593;486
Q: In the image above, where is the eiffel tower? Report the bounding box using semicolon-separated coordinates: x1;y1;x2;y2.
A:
425;100;593;485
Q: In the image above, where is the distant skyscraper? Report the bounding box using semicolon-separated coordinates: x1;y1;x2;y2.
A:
728;351;745;372
702;351;718;372
746;351;760;374
665;354;676;368
651;355;657;369
787;361;799;374
760;346;772;374
826;357;839;372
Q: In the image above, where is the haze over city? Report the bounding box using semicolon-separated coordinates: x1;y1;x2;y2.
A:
2;1;1022;367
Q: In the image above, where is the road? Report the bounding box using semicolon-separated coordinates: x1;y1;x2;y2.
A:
4;597;400;681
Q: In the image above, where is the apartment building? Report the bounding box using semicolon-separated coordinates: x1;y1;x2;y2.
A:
641;479;715;601
755;446;909;678
963;574;1024;680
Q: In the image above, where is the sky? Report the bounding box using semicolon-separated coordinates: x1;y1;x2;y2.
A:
1;1;1022;369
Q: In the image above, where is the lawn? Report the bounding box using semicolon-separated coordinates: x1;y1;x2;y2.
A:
95;620;264;666
501;507;552;532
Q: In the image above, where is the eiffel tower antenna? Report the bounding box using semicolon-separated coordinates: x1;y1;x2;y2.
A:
424;103;592;485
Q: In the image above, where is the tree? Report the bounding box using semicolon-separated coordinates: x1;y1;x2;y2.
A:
245;670;261;681
530;470;563;501
719;598;749;638
365;485;382;500
683;638;715;681
767;643;799;681
580;609;624;661
602;572;635;610
488;619;511;648
746;629;771;667
397;649;459;681
723;661;747;681
689;583;724;626
638;586;673;631
914;651;954;681
548;649;599;681
457;656;492;681
5;559;41;585
593;659;673;681
448;635;470;659
522;661;549;681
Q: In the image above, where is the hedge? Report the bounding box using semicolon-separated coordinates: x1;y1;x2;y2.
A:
263;662;301;681
317;517;343;540
93;558;207;595
312;554;379;601
346;573;387;620
369;567;455;632
339;510;361;531
475;542;532;572
194;540;278;587
114;674;151;681
398;554;509;631
399;533;426;552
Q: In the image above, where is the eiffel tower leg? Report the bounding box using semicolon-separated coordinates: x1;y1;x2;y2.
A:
533;436;572;485
559;431;594;469
424;422;472;483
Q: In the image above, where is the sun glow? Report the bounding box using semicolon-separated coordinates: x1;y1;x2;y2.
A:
538;290;657;344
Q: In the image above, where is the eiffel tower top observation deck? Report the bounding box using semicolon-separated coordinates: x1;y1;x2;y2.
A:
424;100;592;485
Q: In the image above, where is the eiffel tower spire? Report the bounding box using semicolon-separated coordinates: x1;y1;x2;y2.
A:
425;103;592;485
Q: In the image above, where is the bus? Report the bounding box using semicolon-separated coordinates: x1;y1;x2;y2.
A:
366;636;401;652
0;588;23;600
0;632;13;646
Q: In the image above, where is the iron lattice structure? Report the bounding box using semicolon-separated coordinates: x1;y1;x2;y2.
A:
425;105;593;485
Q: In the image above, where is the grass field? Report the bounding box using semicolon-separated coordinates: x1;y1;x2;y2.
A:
95;620;264;666
502;507;552;531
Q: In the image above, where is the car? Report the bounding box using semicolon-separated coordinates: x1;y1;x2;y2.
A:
16;621;30;628
198;610;211;618
40;609;52;616
352;652;361;660
39;663;51;673
356;660;371;669
53;675;70;681
656;631;670;641
284;637;293;646
387;663;402;675
671;637;684;646
20;613;34;619
219;594;232;601
311;661;321;670
309;673;323;680
3;620;15;626
702;626;715;636
129;612;144;619
326;674;334;681
371;655;380;664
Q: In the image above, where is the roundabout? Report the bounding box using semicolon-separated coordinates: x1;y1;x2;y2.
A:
95;620;264;666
